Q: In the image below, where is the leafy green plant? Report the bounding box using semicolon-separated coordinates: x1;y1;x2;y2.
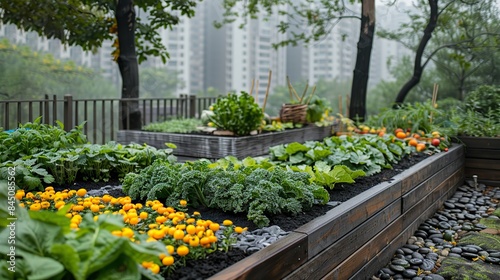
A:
0;117;87;162
0;158;54;191
306;97;331;123
463;85;500;116
122;159;184;202
210;91;263;136
270;134;411;178
143;118;203;133
0;181;166;280
441;85;500;137
121;158;329;228
365;101;442;134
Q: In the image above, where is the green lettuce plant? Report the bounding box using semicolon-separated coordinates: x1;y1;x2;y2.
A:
209;91;263;136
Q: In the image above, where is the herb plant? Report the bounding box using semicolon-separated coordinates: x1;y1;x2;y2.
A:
143;118;203;133
209;91;264;136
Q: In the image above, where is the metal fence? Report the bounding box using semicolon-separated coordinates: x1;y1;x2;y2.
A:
0;94;218;144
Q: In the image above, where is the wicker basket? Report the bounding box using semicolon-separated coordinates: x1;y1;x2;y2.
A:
279;104;308;124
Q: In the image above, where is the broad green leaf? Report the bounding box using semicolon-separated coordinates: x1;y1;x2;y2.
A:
86;231;126;276
50;244;80;279
28;210;71;233
289;152;306;164
242;156;256;167
122;238;167;264
269;145;288;160
90;255;141;280
21;252;65;280
285;142;309;155
314;161;331;173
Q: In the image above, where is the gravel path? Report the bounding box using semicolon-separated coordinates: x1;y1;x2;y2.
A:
372;181;500;280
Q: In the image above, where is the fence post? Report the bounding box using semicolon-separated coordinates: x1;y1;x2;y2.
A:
64;94;73;132
44;94;50;124
179;94;185;118
189;95;196;118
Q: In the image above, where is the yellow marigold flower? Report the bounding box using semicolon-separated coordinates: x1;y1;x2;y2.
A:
30;203;41;211
76;189;87;197
222;220;233;226
234;227;247;234
179;200;187;207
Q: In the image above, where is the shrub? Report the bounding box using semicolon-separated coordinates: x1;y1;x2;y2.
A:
209;92;263;136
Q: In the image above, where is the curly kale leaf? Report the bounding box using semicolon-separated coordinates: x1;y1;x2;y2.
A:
121;159;182;201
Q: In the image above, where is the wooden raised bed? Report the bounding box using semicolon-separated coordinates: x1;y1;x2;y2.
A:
458;136;500;187
117;124;335;159
209;144;465;280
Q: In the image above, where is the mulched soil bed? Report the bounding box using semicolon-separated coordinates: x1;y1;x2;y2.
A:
53;152;430;280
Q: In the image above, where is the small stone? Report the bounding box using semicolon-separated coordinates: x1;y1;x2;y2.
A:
485;257;500;264
461;252;478;259
420;259;435;271
402;269;418;278
408;258;423;265
389;264;405;273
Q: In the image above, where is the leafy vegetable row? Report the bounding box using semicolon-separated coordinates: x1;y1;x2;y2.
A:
122;159;329;228
0;119;176;190
270;134;412;177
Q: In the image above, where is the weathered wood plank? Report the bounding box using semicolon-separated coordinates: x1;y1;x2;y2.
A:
465;168;500;181
399;145;465;194
465;158;500;171
327;172;461;279
211;145;465;280
458;136;500;149
402;159;464;213
117;124;335;159
351;178;460;279
402;168;464;229
284;200;401;280
294;180;402;257
208;232;307;280
464;148;500;160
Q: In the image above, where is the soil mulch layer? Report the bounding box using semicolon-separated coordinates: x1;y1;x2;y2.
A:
53;152;430;280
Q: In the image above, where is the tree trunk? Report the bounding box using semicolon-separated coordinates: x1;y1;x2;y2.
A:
394;0;438;105
349;0;375;122
116;0;142;130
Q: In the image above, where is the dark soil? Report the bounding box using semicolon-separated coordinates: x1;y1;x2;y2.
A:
53;152;430;280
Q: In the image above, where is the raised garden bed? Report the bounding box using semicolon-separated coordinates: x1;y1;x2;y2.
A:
208;144;465;279
117;124;336;159
458;136;500;187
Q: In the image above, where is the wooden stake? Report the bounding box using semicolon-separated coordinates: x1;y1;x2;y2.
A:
338;95;343;116
249;79;255;96
299;82;309;103
262;70;272;112
346;94;350;117
305;85;316;105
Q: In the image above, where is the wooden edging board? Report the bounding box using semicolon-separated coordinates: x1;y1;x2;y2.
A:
209;144;465;280
458;136;500;186
117;124;335;159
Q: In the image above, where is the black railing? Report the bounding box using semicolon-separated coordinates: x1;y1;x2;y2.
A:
0;94;218;144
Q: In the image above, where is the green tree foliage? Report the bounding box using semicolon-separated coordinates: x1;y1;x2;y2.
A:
139;67;184;98
0;1;197;64
379;0;500;102
0;0;199;129
0;39;117;100
218;0;375;121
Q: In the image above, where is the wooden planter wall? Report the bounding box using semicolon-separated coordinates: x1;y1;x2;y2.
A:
117;124;335;159
209;144;465;280
458;136;500;187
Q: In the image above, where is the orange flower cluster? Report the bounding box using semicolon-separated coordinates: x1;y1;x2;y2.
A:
15;187;247;275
